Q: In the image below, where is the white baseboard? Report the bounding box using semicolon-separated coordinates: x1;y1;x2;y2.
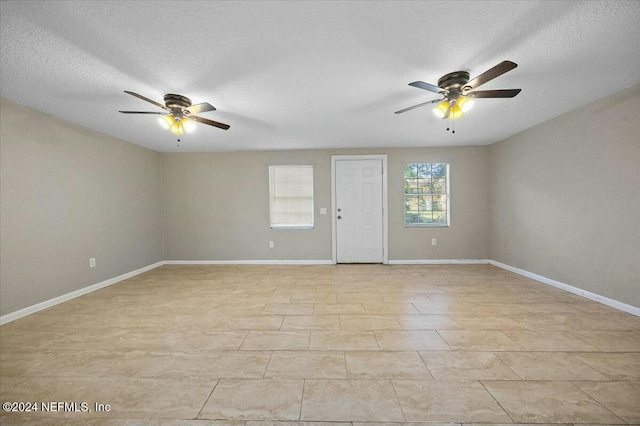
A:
164;260;334;265
0;261;165;325
489;260;639;316
389;259;490;265
170;259;489;266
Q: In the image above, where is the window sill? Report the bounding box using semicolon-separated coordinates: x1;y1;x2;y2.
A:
270;226;315;230
404;224;450;228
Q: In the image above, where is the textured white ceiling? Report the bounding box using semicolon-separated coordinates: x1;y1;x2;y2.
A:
1;1;639;152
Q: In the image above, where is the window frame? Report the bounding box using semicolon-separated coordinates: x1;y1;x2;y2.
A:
268;164;315;230
403;162;450;228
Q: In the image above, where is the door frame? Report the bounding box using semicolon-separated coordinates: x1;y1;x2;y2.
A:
331;154;388;264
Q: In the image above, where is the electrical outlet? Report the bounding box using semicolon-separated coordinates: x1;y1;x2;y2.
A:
269;241;275;248
431;238;437;246
89;257;96;268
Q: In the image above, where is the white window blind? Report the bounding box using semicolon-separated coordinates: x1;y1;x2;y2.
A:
269;165;314;229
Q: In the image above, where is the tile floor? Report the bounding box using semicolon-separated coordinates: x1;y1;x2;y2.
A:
1;264;639;425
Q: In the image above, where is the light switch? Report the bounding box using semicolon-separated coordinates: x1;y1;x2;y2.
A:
319;208;327;215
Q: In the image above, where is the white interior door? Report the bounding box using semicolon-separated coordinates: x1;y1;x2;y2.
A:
335;159;383;263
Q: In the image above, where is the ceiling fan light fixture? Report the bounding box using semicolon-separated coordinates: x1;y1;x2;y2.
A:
158;115;173;130
182;118;197;133
457;97;474;112
450;104;464;120
169;118;184;135
433;101;449;118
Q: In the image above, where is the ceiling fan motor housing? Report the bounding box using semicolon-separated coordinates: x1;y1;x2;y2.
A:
438;71;470;101
438;71;470;90
164;94;192;109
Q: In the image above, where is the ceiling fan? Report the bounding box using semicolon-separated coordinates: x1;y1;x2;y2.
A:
119;91;230;135
395;60;521;120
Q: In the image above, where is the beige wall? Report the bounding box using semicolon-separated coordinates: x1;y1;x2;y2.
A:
490;84;640;307
0;99;163;316
161;147;490;261
162;151;332;261
387;147;490;260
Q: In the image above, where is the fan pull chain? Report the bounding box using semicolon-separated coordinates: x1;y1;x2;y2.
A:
445;114;455;133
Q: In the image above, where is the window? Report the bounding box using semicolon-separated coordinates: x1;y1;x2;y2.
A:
404;163;449;227
269;165;314;229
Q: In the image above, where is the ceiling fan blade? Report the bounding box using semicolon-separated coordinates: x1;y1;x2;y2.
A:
409;81;443;94
119;111;165;114
190;115;230;130
186;102;216;114
464;60;517;91
124;91;169;110
395;98;443;114
467;89;521;98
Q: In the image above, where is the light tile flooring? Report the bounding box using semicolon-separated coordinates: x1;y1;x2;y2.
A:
1;264;639;425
